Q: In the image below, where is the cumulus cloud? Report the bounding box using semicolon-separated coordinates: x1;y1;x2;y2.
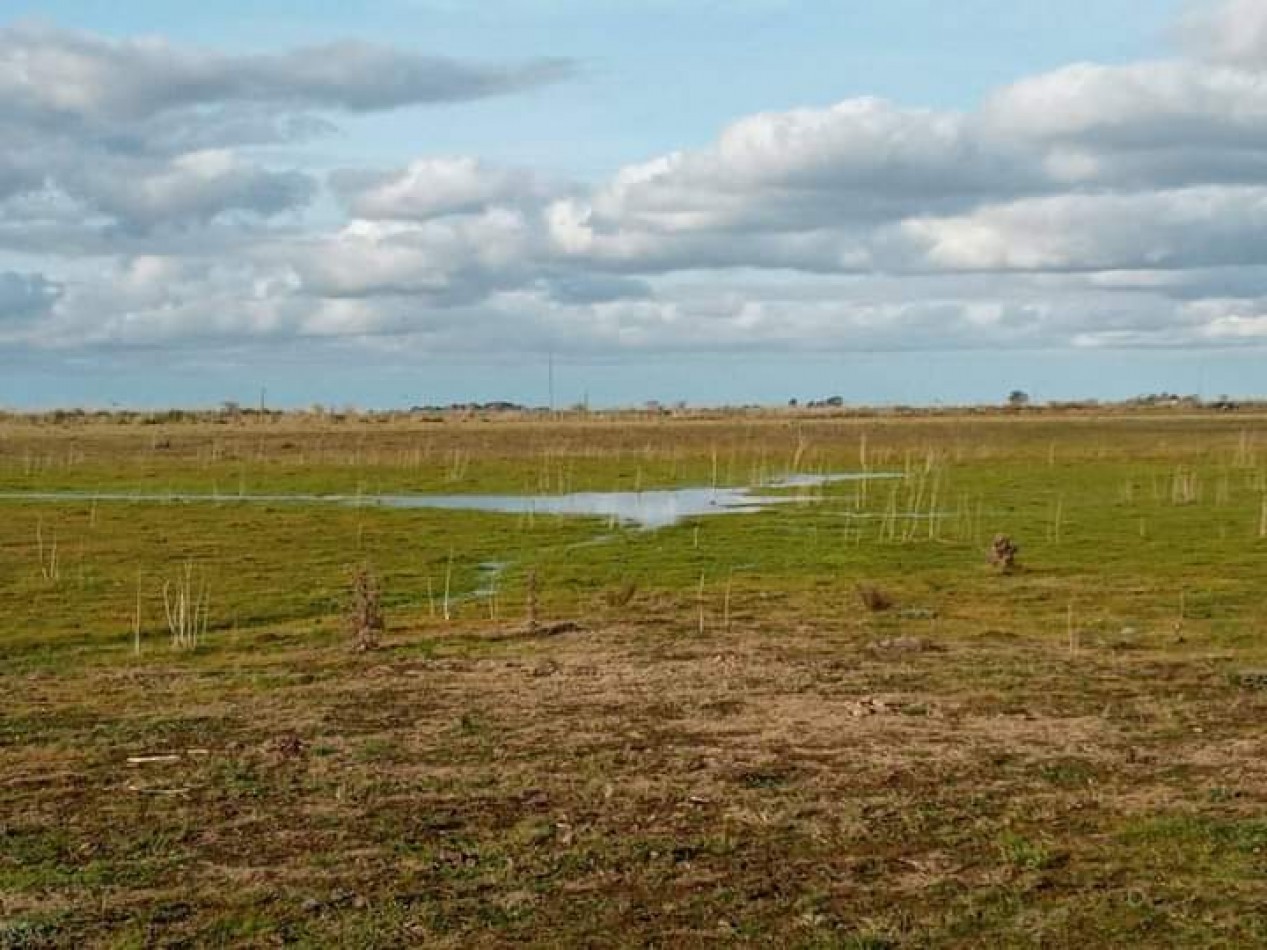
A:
977;60;1267;191
0;22;573;233
980;60;1267;146
76;151;316;231
554;60;1267;268
0;148;315;235
290;209;542;300
331;158;546;221
575;98;1035;237
898;187;1267;273
1180;0;1267;66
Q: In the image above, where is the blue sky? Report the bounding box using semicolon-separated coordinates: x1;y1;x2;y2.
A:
3;0;1266;408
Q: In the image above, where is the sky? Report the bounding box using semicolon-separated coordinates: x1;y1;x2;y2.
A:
4;0;1267;409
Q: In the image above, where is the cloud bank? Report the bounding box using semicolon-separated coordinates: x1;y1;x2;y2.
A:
5;2;1267;369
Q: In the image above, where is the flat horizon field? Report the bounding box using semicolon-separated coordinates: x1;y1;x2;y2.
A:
3;411;1267;947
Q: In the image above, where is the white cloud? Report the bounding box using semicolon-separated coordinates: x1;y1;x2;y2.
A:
1180;0;1267;66
0;22;573;233
980;60;1267;145
899;187;1267;272
80;151;315;230
332;158;545;221
0;20;572;123
27;255;302;347
292;209;539;300
576;98;1032;237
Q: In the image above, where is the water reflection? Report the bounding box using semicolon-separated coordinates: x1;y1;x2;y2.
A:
0;473;890;530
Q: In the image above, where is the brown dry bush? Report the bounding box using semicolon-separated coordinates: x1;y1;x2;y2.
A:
347;564;386;651
988;534;1020;572
856;584;894;612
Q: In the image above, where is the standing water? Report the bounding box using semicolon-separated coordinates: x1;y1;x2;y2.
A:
0;473;892;530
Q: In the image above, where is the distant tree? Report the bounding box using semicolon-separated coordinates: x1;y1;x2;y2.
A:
1007;390;1030;408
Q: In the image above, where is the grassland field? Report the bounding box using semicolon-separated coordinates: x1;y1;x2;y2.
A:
3;410;1267;947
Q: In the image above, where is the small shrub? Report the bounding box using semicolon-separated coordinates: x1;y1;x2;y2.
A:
997;832;1060;872
269;732;307;759
347;565;385;651
856;584;894;612
988;534;1020;572
1;918;62;949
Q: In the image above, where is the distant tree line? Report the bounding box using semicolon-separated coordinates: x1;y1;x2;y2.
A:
0;393;1261;425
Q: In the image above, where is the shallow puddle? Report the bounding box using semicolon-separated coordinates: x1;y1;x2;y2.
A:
0;473;891;530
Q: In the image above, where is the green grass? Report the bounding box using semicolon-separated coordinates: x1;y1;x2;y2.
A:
3;411;1267;946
